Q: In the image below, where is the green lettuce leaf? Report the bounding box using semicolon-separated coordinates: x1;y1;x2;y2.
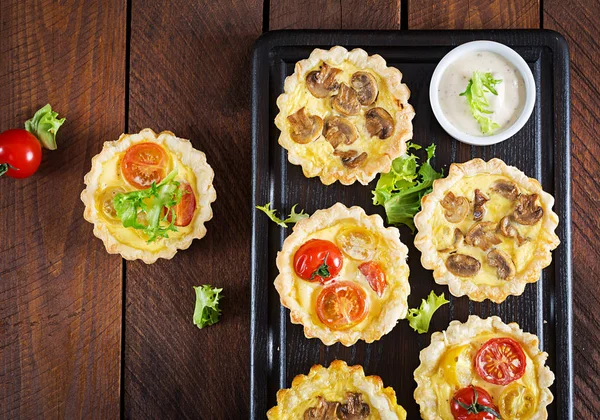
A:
459;71;502;135
407;291;449;334
24;104;66;150
372;142;443;232
193;285;223;329
256;202;309;228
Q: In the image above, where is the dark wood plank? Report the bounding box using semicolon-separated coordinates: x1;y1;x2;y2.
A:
0;0;126;418
124;0;262;418
408;0;539;29
270;0;401;30
544;1;600;417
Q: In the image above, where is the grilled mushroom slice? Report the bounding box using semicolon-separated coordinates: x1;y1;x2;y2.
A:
351;72;378;106
513;193;544;225
304;396;340;420
323;117;358;148
491;179;519;201
287;107;323;144
438;228;465;253
306;63;341;98
473;189;489;221
446;254;481;277
334;150;368;168
440;192;469;223
339;392;370;420
465;222;502;251
365;107;394;139
332;83;361;116
498;216;529;246
487;248;516;281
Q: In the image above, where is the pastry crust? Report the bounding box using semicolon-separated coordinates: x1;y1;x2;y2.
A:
267;360;407;419
413;315;555;420
274;203;410;346
275;46;415;185
414;158;560;303
81;128;216;264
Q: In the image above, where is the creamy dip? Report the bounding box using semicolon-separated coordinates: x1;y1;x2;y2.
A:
438;51;526;136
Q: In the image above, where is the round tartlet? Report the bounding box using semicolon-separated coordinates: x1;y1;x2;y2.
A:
274;203;410;346
267;360;407;419
81;128;216;263
414;158;559;303
275;46;415;185
414;315;554;420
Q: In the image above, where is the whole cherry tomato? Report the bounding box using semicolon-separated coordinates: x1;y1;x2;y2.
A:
166;182;196;227
293;239;343;283
316;281;368;330
451;386;501;420
358;261;387;297
0;129;42;178
475;337;527;386
121;142;168;189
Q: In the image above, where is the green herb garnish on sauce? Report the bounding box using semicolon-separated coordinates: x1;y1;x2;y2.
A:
460;71;503;135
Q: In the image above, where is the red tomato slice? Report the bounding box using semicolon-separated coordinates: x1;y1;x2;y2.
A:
166;182;196;227
451;386;500;420
475;337;527;385
316;281;368;330
358;261;387;297
0;129;42;178
293;239;343;283
121;142;168;189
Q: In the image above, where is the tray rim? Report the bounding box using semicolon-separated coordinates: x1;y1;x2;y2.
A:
250;29;572;420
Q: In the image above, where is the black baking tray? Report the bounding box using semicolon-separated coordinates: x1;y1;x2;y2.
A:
250;30;571;419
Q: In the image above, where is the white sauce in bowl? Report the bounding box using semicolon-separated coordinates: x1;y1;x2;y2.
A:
438;51;526;137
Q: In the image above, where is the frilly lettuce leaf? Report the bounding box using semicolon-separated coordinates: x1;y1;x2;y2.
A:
459;71;502;135
25;104;66;150
407;291;449;334
256;202;309;228
193;285;223;329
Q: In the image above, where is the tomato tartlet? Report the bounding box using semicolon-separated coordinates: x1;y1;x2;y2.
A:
81;129;216;263
274;203;410;346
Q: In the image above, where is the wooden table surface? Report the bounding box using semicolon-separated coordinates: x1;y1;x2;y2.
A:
0;0;597;418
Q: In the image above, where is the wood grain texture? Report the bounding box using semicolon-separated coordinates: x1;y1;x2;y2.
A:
544;0;600;417
408;0;539;29
124;0;262;418
270;0;401;30
0;0;126;418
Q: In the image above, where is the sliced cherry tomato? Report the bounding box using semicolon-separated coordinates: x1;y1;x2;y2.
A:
293;239;343;283
166;182;196;227
358;261;387;297
316;281;368;330
499;383;536;419
451;386;501;420
120;142;168;189
99;186;127;221
475;337;527;385
0;129;42;178
439;345;475;388
335;227;377;261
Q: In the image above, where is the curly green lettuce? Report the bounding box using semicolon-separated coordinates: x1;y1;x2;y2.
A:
193;285;223;329
372;142;443;232
407;291;449;334
256;203;309;228
25;104;66;150
460;71;503;135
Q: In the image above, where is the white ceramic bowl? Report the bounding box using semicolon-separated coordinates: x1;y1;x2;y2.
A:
429;40;536;146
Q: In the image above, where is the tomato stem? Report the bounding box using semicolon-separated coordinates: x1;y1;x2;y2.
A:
311;252;331;280
0;163;18;177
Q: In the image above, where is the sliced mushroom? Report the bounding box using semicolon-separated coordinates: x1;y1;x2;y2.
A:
365;107;394;139
487;248;517;281
498;216;529;246
306;63;342;98
339;392;370;420
473;189;489;221
287;107;323;144
491;179;519;201
334;150;368;168
351;72;378;106
513;193;543;225
438;228;465;253
304;396;340;420
323;117;358;148
446;254;481;277
440;192;469;223
465;222;502;251
331;83;361;116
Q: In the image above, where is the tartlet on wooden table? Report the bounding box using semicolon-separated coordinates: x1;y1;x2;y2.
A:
81;128;216;263
414;158;559;303
275;46;415;185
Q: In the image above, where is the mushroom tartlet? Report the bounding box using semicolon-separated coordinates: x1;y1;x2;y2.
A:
81;129;216;263
414;315;554;420
268;360;407;419
275;46;415;185
414;158;559;303
274;203;410;346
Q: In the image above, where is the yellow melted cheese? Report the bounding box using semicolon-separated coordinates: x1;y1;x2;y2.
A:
94;144;198;252
432;174;542;286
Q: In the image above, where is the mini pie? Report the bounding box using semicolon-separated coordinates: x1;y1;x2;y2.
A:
274;203;410;346
414;158;559;303
81;128;216;263
414;315;554;420
267;360;407;419
275;46;415;185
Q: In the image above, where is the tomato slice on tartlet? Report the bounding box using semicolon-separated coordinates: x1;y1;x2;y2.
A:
475;337;527;385
121;142;169;188
293;239;343;283
316;281;368;330
166;182;196;227
358;261;387;297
